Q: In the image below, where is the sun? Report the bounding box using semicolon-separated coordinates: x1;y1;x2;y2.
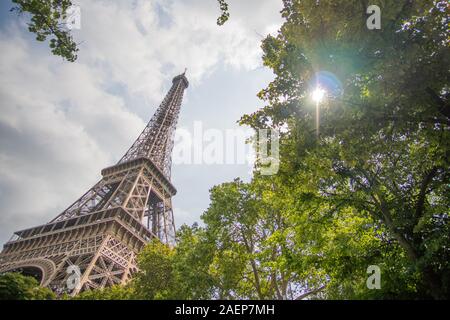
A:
311;87;326;103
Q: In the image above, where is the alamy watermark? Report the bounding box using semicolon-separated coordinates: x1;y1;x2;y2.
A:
366;265;381;289
173;121;280;175
366;5;381;30
66;264;81;292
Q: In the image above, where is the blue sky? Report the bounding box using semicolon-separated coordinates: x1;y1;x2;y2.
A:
0;0;283;244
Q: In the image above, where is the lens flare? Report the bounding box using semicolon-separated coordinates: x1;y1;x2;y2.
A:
311;71;343;99
311;87;326;103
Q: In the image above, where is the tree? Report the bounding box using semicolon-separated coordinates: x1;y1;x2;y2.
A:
171;224;216;299
70;284;134;300
132;239;179;299
193;173;424;299
240;0;449;299
0;272;55;300
196;176;331;300
11;0;78;62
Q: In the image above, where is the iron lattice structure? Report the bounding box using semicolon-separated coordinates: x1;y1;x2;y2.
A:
0;72;189;295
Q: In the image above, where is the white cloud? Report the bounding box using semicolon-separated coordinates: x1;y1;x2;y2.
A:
0;0;282;243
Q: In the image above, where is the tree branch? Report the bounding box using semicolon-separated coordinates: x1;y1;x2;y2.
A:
295;285;326;300
414;166;439;221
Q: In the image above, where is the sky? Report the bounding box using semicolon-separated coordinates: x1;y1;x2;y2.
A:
0;0;283;245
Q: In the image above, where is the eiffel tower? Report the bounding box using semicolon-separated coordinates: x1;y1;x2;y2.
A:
0;72;189;295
